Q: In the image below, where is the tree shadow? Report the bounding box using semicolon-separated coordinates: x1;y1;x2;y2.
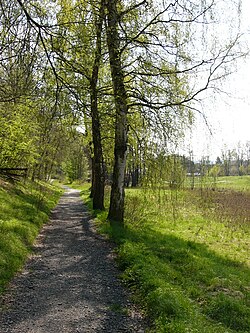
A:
0;189;146;332
112;223;250;331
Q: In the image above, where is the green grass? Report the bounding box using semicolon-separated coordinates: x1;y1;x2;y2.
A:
77;179;250;332
216;176;250;191
186;175;250;192
0;179;62;293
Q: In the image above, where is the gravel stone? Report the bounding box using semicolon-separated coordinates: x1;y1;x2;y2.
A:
0;187;147;333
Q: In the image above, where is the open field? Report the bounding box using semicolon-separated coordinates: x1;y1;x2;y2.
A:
216;176;250;191
0;180;62;293
77;176;250;332
185;175;250;192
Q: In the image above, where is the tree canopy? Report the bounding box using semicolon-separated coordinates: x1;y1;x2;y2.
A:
0;0;244;223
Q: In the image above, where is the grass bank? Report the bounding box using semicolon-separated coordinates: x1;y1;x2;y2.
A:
75;179;250;333
0;179;62;293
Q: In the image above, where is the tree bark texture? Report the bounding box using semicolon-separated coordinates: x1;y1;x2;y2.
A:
106;0;128;224
90;0;105;210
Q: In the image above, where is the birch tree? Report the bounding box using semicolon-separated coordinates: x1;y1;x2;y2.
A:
104;0;243;224
105;0;129;223
6;0;243;224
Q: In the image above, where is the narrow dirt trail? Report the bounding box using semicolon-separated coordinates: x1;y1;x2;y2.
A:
0;188;146;333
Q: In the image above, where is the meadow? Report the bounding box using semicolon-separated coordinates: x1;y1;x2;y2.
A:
79;176;250;332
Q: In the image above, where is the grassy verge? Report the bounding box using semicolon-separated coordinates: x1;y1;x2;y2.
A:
0;179;62;293
75;180;250;333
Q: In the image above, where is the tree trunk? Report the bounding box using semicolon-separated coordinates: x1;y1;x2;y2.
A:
90;0;105;210
106;0;128;224
91;91;105;210
131;166;139;187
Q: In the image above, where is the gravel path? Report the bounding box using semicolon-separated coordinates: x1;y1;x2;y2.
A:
0;188;147;333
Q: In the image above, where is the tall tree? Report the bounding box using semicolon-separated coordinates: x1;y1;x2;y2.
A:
0;0;85;179
6;0;243;225
90;0;106;210
49;0;107;209
105;0;129;224
104;0;243;224
0;0;39;169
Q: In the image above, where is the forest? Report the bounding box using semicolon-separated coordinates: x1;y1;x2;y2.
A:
0;1;250;332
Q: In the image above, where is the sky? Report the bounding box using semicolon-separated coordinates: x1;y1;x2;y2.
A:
182;0;250;161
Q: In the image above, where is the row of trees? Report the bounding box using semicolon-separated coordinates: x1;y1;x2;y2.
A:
0;0;244;224
215;143;250;176
185;142;250;178
130;145;250;194
0;0;89;181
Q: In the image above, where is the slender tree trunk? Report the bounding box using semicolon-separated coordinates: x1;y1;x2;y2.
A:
90;0;105;210
90;157;94;198
106;0;128;224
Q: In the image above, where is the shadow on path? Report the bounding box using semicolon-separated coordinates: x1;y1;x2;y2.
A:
0;188;146;333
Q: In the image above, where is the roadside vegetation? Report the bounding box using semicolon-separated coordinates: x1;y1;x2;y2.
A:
0;180;62;294
75;176;250;333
